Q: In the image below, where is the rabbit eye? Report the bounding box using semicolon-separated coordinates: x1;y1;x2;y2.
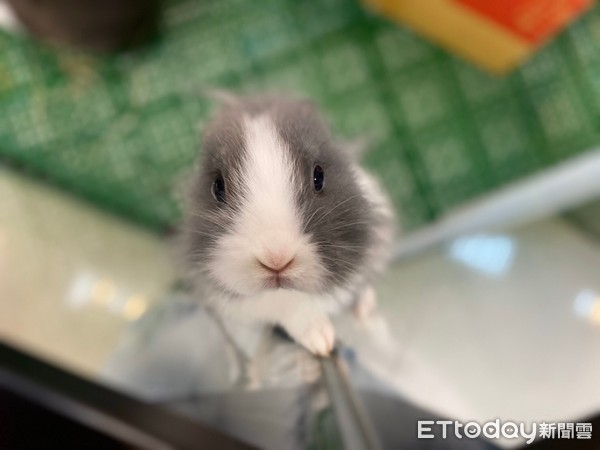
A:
212;173;226;203
313;165;324;192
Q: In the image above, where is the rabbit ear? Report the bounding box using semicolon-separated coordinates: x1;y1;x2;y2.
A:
339;137;371;158
203;88;241;108
181;85;241;107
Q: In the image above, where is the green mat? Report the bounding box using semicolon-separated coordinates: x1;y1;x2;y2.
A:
1;0;599;231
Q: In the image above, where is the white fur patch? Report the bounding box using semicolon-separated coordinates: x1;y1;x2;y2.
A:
208;115;324;296
240;114;300;246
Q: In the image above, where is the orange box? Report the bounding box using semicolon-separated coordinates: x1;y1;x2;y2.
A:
364;0;593;73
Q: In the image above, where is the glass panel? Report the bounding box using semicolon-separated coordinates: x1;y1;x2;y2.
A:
2;159;599;448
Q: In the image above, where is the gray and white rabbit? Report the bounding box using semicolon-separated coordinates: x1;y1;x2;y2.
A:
182;93;396;356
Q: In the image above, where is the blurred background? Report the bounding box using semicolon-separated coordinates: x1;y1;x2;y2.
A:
1;0;600;448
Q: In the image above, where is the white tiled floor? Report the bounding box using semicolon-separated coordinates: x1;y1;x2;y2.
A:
1;166;599;447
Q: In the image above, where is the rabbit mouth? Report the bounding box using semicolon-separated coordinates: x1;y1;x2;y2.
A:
263;274;292;290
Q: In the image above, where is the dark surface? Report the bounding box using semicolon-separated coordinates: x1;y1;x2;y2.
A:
0;341;256;450
0;386;136;450
6;0;158;51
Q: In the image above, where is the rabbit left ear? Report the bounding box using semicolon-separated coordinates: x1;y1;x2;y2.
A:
180;83;241;106
203;88;241;108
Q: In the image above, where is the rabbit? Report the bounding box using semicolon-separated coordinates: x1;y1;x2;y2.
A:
181;93;396;356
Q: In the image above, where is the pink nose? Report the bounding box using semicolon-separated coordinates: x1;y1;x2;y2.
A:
258;254;295;273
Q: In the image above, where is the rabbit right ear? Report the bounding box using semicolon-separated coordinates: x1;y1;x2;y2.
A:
339;136;371;158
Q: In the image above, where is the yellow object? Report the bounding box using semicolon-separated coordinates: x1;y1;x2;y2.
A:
364;0;593;74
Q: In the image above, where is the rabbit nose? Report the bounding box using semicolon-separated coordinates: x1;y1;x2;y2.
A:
257;252;295;273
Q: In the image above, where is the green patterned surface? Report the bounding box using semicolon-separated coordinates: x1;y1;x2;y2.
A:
1;0;599;231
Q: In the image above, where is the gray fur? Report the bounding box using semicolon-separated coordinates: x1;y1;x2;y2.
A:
182;94;390;297
183;103;249;280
